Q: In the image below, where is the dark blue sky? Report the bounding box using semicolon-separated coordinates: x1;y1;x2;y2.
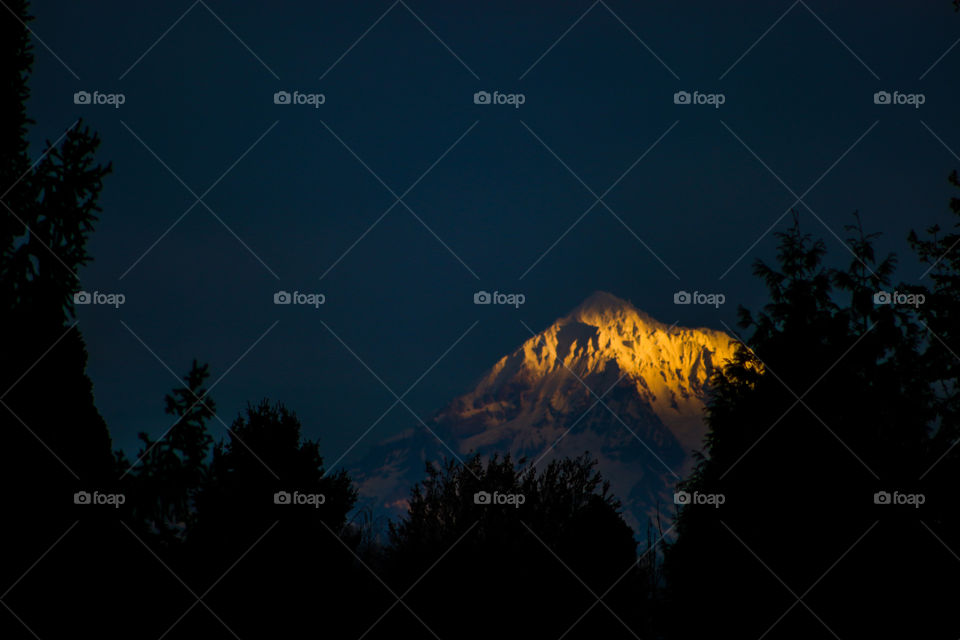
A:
24;1;960;466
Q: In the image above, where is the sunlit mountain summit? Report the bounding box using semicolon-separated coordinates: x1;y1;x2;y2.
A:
353;292;736;531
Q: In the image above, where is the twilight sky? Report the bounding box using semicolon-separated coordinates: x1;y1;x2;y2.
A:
23;1;960;466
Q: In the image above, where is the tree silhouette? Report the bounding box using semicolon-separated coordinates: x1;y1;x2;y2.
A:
181;400;362;637
0;3;131;637
665;211;953;638
380;453;648;639
120;360;215;545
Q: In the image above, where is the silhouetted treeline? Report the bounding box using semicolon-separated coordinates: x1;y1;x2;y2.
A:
665;208;960;638
6;1;960;638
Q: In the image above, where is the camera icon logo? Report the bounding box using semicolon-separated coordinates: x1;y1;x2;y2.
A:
474;491;492;505
673;290;691;305
673;91;691;105
74;491;91;505
274;91;291;105
873;291;891;305
474;291;492;305
273;491;291;505
74;91;91;105
274;291;292;304
673;491;691;505
873;491;891;505
474;91;491;105
74;291;92;305
873;91;891;105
